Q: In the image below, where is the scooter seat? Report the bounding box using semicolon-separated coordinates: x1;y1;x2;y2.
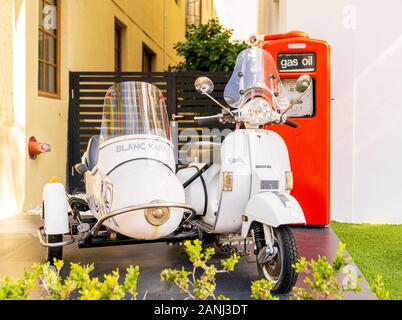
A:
187;141;221;164
85;136;100;170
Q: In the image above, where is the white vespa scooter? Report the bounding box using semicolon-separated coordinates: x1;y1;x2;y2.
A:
176;47;311;293
38;46;311;294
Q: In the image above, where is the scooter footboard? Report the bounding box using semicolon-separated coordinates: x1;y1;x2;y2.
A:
241;191;306;238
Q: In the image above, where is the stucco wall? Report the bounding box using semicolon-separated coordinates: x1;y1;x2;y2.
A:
220;0;402;224
0;0;186;217
0;0;26;219
283;0;402;224
200;0;217;24
0;0;14;126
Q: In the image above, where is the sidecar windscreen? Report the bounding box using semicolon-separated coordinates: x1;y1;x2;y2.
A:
100;82;171;142
224;48;289;111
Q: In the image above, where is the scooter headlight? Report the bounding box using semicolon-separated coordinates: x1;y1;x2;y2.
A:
240;98;273;126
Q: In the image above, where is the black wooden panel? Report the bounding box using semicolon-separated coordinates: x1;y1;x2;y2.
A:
68;71;232;193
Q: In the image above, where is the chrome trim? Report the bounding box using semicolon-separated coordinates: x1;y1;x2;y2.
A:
272;191;292;208
87;202;196;239
37;226;75;248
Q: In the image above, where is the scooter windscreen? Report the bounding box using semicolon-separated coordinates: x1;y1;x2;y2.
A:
100;81;171;143
224;48;289;112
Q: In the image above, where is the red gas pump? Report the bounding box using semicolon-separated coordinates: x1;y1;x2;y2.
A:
261;31;331;226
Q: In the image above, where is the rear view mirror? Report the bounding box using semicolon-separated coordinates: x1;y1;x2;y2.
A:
296;75;312;93
195;77;214;95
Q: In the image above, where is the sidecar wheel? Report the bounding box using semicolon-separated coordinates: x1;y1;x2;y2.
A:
255;224;298;294
42;201;63;264
46;235;63;264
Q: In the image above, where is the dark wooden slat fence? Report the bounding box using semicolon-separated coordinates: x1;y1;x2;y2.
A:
68;71;233;193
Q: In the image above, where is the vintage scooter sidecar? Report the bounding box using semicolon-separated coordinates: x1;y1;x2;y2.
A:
37;46;309;295
38;82;196;261
85;82;190;240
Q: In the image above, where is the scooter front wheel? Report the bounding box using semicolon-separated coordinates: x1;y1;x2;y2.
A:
253;224;298;294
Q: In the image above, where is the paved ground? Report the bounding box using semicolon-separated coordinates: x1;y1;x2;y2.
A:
0;215;376;300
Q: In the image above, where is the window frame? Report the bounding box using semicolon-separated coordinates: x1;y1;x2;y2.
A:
38;0;61;99
115;22;122;72
142;44;156;72
186;0;202;30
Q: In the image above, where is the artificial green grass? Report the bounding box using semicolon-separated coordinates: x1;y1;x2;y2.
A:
332;222;402;300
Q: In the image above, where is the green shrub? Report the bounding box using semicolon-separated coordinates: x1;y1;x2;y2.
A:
169;18;247;72
0;242;388;301
370;275;390;300
0;260;141;300
250;280;279;301
32;260;95;300
160;239;239;300
250;243;365;301
0;272;36;300
291;243;362;300
124;266;141;300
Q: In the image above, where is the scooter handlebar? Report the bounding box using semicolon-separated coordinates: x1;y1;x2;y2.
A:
195;115;222;126
195;114;298;128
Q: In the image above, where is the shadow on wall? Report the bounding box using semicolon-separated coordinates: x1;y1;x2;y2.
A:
352;34;402;224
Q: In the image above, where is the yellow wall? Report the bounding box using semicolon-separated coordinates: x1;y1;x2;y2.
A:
0;0;186;217
257;0;287;35
0;0;14;127
201;0;217;24
0;0;26;219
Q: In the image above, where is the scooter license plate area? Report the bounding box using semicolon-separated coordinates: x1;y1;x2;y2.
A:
260;180;280;190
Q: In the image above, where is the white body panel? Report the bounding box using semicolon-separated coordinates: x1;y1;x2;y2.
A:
98;135;176;174
43;182;70;235
214;130;252;233
176;164;221;221
241;192;306;238
216;129;296;233
179;129;305;235
86;135;185;240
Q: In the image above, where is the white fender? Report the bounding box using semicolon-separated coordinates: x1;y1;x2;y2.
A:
43;182;70;235
241;191;306;238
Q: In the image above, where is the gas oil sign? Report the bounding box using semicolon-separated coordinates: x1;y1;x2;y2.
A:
278;53;316;73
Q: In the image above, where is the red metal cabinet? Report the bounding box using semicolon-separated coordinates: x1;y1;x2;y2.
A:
262;31;331;226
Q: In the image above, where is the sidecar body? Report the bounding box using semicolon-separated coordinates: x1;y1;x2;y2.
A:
38;82;197;254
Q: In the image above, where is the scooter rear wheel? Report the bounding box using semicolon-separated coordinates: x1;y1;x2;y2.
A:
254;224;298;294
